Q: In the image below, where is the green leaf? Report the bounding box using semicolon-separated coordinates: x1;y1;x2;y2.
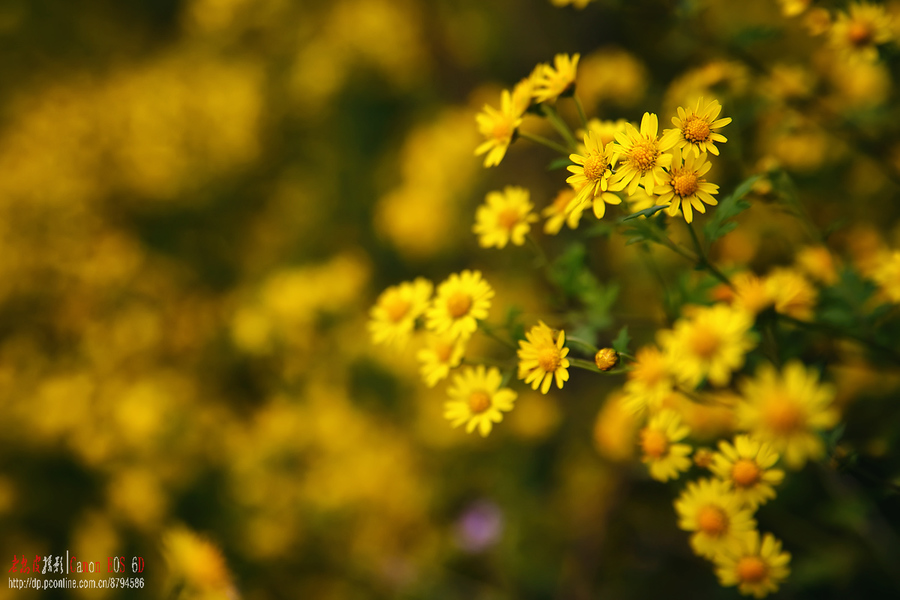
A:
611;326;630;354
547;156;575;171
704;174;760;245
622;204;669;221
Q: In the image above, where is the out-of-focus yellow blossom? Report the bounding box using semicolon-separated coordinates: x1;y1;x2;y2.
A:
566;131;621;218
738;361;839;469
657;148;719;224
714;531;792;598
473;186;539;248
830;2;894;63
870;249;900;302
640;409;693;482
694;448;714;469
475;90;523;168
669;390;738;442
675;478;757;560
593;392;640;462
426;271;494;339
517;321;571;394
664;61;750;115
550;0;594;8
622;345;675;416
444;365;517;437
511;67;542;115
711;435;785;509
612;112;675;197
777;0;811;17
730;272;775;316
661;98;732;158
576;49;647;108
543;188;584;234
659;304;758;389
369;278;433;347
164;525;236;599
825;58;891;108
584;118;630;147
532;53;580;103
765;267;818;320
804;7;833;35
766;64;816;101
417;332;466;388
795;245;839;285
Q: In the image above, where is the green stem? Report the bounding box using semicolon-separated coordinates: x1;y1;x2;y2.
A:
525;233;549;269
776;313;900;366
685;220;734;289
518;130;572;156
566;335;599;355
573;94;589;131
478;322;518;351
540;104;579;150
570;357;630;375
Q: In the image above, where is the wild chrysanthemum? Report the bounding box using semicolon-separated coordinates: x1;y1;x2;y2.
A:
543;189;584;234
737;361;839;470
612;112;675;196
517;321;570;394
730;272;775;316
710;435;785;509
830;2;893;63
475;90;523;168
473;186;539;248
622;345;675;416
871;250;900;302
444;365;517;437
795;245;839;286
658;304;758;389
532;53;580;103
777;0;811;17
426;270;494;339
661;98;731;157
417;332;467;388
368;278;433;347
675;478;757;559
550;0;594;9
765;268;817;320
656;147;719;223
640;409;693;482
566;131;622;218
714;531;791;598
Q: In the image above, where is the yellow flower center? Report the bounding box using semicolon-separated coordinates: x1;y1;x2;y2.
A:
672;170;700;197
582;154;608;182
635;356;666;385
537;346;562;373
682;115;711;143
468;390;491;414
498;207;521;230
492;119;513;141
384;293;410;323
640;428;669;459
736;556;768;584
848;21;875;47
629;139;660;173
446;291;472;319
697;505;729;537
731;459;761;487
688;325;721;360
762;397;804;434
435;341;454;363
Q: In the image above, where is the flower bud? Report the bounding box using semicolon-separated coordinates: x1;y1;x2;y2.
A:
594;347;619;371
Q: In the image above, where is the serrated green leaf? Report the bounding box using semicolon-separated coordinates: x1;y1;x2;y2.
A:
704;174;760;245
622;204;669;221
611;326;630;354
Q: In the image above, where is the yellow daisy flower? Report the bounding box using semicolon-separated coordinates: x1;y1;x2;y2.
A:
368;278;433;347
777;0;811;17
511;65;543;116
640;409;693;482
517;321;570;394
473;186;539;249
566;131;622;218
675;477;757;559
622;345;676;416
710;435;785;509
795;245;839;286
542;189;584;235
426;270;494;339
737;361;839;470
611;112;675;196
532;53;580;103
870;249;900;302
417;332;467;388
656;147;720;224
444;365;517;437
830;2;894;63
550;0;594;9
765;267;818;320
714;531;791;598
660;97;732;157
730;272;775;316
475;90;523;168
658;304;758;389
